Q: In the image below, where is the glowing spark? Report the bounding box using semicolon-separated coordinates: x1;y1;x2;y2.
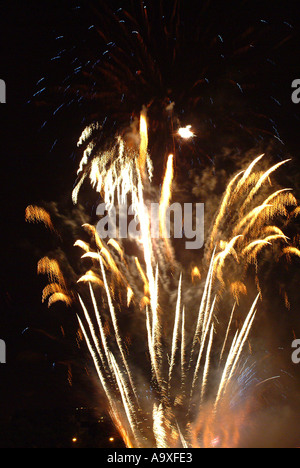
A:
42;283;66;303
153;403;168;448
181;307;186;387
210;171;244;248
99;255;139;403
232;154;265;199
215;295;259;409
135;257;149;295
214;235;242;283
230;282;247;305
109;353;141;447
189;252;216;367
127;287;134;307
219;304;236;362
201;324;214;403
191;266;201;283
108;239;124;260
178;125;195;139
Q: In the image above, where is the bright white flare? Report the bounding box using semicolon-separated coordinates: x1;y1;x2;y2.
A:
178;125;195;139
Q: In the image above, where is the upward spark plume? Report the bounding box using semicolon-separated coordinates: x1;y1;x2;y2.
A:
29;108;298;448
139;107;149;178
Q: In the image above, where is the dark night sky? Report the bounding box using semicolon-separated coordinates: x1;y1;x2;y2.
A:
0;0;300;448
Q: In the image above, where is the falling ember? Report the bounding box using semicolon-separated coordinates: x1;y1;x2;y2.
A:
191;266;201;283
27;107;298;449
127;287;134;307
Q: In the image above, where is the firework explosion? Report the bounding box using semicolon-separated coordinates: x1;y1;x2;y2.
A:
22;0;300;449
26;107;299;448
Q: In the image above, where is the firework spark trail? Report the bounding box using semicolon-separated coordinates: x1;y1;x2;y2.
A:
159;154;174;262
190;295;216;405
88;282;111;373
200;324;215;405
214;294;259;410
139;107;149;178
219;303;236;363
168;274;182;388
98;254;140;404
181;307;186;389
109;352;141;447
240;159;291;214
